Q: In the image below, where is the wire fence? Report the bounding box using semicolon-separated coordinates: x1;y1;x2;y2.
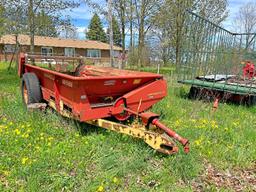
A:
177;10;256;97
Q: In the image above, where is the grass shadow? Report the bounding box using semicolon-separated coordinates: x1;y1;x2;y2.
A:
73;120;108;136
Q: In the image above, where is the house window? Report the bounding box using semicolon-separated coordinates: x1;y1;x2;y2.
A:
87;49;101;58
4;45;16;53
41;47;53;56
65;48;75;57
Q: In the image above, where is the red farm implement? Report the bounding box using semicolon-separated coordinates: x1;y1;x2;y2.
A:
18;53;189;155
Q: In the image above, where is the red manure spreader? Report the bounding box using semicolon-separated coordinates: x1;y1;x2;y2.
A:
18;53;189;155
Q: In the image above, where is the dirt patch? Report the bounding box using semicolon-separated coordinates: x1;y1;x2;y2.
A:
192;160;256;191
0;92;15;100
0;175;9;188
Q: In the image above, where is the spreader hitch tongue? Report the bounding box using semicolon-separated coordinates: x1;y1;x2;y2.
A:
127;111;190;154
151;118;190;154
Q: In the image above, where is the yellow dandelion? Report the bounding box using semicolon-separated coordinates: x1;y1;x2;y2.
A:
14;129;21;135
194;137;203;146
97;186;104;192
174;120;181;127
21;157;29;165
194;140;201;146
48;137;54;141
21;133;29;138
113;177;118;184
201;119;207;124
2;170;10;176
47;142;52;147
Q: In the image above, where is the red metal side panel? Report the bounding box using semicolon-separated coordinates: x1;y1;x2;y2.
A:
123;79;167;112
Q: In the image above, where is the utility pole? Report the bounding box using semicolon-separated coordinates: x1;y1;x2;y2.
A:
108;0;114;67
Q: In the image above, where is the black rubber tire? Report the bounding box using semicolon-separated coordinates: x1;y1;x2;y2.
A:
21;73;42;105
188;86;200;99
246;95;256;106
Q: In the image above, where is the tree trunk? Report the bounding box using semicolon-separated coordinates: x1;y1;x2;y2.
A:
108;0;114;68
120;2;125;69
8;35;19;70
129;0;133;49
137;0;146;68
15;35;20;70
29;0;35;55
138;20;145;68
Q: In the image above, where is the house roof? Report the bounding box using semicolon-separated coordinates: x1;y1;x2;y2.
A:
0;34;122;51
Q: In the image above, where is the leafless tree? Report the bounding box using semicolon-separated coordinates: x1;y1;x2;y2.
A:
151;0;228;65
233;1;256;47
59;25;79;39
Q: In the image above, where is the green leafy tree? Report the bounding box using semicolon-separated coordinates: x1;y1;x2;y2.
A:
86;13;107;43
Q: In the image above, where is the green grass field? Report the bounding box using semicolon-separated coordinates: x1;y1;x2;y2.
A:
0;62;255;191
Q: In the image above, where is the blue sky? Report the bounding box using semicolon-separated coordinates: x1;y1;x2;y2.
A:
66;0;253;39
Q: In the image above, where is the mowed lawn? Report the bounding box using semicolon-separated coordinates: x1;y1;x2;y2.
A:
0;62;255;192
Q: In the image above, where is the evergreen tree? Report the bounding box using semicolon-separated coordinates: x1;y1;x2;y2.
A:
86;13;107;43
107;16;122;46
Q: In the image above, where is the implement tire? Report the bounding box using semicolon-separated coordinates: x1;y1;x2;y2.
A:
21;73;42;105
246;95;256;106
188;86;200;99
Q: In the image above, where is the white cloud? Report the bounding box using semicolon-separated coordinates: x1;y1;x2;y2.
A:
76;26;87;33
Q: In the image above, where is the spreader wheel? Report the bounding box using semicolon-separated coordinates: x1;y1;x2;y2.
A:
21;73;42;105
113;99;131;121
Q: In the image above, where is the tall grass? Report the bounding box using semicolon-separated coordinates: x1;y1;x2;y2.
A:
0;63;255;191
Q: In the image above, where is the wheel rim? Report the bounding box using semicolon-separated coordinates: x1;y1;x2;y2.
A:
23;83;28;104
113;99;130;121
